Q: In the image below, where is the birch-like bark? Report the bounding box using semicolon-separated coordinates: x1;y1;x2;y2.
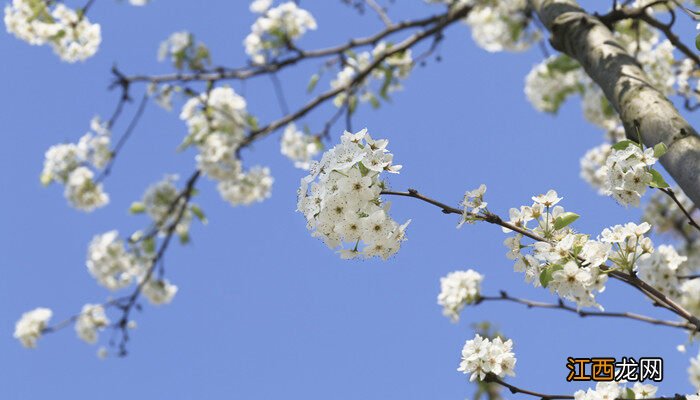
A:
531;0;700;206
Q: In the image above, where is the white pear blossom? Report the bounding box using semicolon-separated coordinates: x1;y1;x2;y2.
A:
297;129;408;260
14;307;52;348
524;55;583;113
64;167;109;212
141;175;193;236
690;352;700;392
217;166;274;206
5;0;101;62
631;383;658;399
158;31;209;70
600;222;654;271
75;304;109;344
504;191;610;309
244;2;317;64
158;31;191;62
458;184;488;227
331;42;413;108
681;279;700;319
141;278;178;305
438;269;484;322
281;123;322;169
250;0;273;13
574;382;622;400
599;143;658;207
465;0;538;53
41;117;112;211
457;334;516;382
180;86;248;145
86;231;138;291
580;144;612;194
637;244;687;298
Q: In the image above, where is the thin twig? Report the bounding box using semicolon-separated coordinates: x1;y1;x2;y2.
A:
659;187;700;232
477;291;694;330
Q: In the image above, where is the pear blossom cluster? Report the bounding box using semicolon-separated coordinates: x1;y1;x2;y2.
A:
135;175;195;240
574;382;659;400
457;184;488;227
41;117;111;212
637;244;687;298
502;190;617;309
457;334;516;382
580;144;613;194
158;31;210;71
141;278;178;305
599;143;659;207
4;0;101;62
330;42;413;108
437;269;484;322
218;166;274;206
600;222;654;271
297;129;408;260
524;55;584;113
75;304;110;344
87;230;139;291
677;58;700;104
463;0;538;53
244;1;317;64
689;352;700;391
281;123;322;169
681;278;700;319
13;307;52;348
179;86;273;206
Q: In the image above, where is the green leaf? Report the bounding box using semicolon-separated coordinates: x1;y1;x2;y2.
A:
306;74;320;93
358;162;370;177
178;231;191;245
379;68;393;100
696;33;700;52
649;169;670;188
348;95;358;115
190;204;207;224
540;264;563;288
143;237;156;254
612;140;640;151
653;142;668;158
540;269;554;288
553;212;580;230
626;388;636;399
546;55;580;74
246;115;259;130
129;202;146;214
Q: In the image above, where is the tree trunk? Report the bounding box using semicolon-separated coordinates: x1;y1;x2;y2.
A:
531;0;700;206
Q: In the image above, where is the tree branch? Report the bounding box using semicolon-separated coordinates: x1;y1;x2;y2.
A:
477;291;695;330
380;188;700;330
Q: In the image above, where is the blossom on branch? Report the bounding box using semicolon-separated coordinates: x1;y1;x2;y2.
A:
437;269;484;322
297;129;408;260
457;334;516;382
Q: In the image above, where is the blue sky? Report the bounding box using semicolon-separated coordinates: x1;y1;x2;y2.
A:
1;1;698;399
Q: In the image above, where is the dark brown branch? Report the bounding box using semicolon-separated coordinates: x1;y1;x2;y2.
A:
477;291;694;330
117;7;461;85
658;187;700;233
380;188;700;330
485;374;687;400
241;4;472;146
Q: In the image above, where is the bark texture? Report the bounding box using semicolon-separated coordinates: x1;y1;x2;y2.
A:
532;0;700;205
